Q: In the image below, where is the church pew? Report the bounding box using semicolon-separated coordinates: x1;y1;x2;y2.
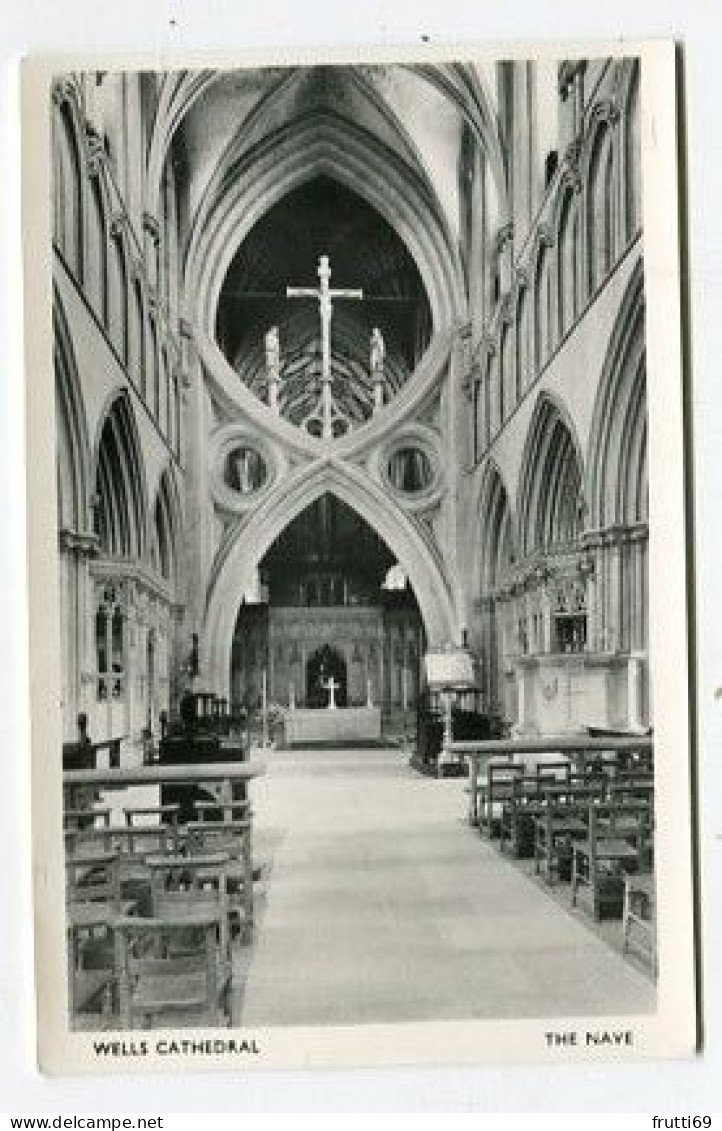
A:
113;912;231;1030
571;800;652;919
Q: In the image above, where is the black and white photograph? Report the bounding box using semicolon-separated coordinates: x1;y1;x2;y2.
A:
24;43;696;1074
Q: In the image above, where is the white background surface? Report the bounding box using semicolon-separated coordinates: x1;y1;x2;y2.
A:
1;0;719;1112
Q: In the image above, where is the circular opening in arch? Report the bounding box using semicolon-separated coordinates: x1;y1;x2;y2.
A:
224;446;268;494
387;446;434;494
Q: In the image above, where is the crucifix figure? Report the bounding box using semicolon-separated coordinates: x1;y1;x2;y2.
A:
321;675;340;710
287;255;363;439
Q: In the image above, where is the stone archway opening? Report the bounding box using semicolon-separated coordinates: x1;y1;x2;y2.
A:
229;492;426;731
214;175;433;436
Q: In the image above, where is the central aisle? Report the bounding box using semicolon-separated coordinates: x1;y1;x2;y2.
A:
236;746;654;1026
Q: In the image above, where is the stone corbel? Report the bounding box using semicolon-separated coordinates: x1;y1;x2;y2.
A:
51;76;79;108
533;223;555;255
58;527;100;558
513;266;529;298
493;221;514;256
85;125;106;178
558;60;586;100
109;213;127;242
589;98;621;130
142;212;161;245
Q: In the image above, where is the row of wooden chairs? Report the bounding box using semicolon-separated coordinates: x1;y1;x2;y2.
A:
470;752;656;972
64;797;254;1029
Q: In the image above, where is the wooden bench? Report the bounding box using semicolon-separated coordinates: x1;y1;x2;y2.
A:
571;800;652;919
113;912;231;1030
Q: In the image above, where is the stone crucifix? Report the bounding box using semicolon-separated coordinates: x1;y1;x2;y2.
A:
321;675;340;710
287;255;363;440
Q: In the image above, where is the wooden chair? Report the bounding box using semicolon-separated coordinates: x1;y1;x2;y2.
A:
65;848;133;1028
113;913;231;1029
478;762;524;838
67;915;116;1029
124;803;181;853
533;795;590;884
146;852;232;959
64;807;111;832
499;763;571;857
571;801;652;919
622;871;657;975
193;799;251;823
186;819;254;941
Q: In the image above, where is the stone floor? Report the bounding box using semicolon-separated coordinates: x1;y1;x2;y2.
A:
234;745;655;1027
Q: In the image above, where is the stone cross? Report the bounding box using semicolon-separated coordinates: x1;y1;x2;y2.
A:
286;255;363;439
321;675;340;710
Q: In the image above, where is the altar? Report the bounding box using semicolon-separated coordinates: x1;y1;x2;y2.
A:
284;705;382;746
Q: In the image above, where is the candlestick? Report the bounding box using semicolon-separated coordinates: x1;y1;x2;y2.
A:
261;668;269;748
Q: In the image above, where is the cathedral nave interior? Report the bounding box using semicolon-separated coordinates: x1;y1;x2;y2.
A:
53;57;656;1031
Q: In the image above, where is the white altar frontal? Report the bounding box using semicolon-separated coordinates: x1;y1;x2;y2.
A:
285;705;382;746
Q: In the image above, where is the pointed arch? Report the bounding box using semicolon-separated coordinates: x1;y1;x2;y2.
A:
517;392;585;559
586;262;646;528
92;391;148;560
476;459;516;593
54;288;90;531
620;59;641;242
108;223;129;363
585;118;617;294
555;184;580;336
533;237;553;370
202;460;457;694
187;111;466;341
52;89;84;278
151;463;183;588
